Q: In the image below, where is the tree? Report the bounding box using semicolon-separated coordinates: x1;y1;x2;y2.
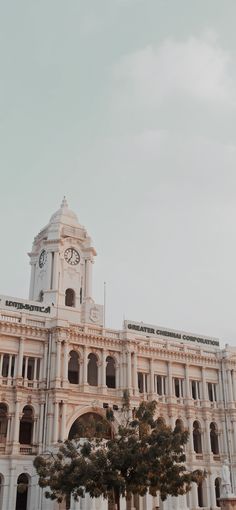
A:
34;398;205;510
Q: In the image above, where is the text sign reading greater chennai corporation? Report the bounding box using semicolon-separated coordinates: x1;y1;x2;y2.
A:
124;321;219;347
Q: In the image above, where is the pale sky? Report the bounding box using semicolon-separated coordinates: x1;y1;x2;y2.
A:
1;0;236;345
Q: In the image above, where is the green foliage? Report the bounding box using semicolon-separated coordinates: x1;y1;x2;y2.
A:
34;397;205;509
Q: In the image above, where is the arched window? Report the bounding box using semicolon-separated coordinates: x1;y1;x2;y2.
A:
19;406;34;445
68;412;111;440
215;477;221;507
15;473;29;510
197;482;204;508
210;422;219;455
2;355;9;378
106;356;116;388
0;404;8;443
68;351;80;384
39;290;44;302
193;421;202;454
87;354;98;386
175;419;184;433
65;288;75;307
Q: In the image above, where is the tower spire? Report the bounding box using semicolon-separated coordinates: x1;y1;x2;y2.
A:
61;196;68;208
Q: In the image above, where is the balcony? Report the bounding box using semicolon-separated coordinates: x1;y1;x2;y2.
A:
20;445;38;455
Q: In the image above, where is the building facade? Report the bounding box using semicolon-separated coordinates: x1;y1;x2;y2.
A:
0;199;236;510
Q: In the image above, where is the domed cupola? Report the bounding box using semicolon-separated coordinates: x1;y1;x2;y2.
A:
49;197;79;228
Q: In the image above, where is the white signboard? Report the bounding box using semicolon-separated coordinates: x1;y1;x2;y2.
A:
124;320;219;347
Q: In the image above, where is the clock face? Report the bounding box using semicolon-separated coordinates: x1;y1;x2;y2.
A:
39;249;47;268
64;247;80;265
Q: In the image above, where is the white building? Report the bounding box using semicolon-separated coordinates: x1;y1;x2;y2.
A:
0;198;236;510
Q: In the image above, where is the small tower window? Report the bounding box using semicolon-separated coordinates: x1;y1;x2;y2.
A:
65;289;75;307
39;290;44;302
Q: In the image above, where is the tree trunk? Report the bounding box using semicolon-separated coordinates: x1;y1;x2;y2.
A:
66;492;71;510
114;488;120;510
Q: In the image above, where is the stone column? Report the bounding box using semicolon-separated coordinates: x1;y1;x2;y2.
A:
122;350;126;389
85;259;92;299
201;367;208;401
38;403;45;449
228;369;234;403
0;353;3;379
149;358;155;396
185;364;190;400
232;370;236;403
144;493;153;509
126;350;132;391
115;361;120;390
53;402;59;443
43;342;48;381
29;262;36;299
34;358;37;380
55;339;62;384
191;482;198;508
46;401;53;445
7;355;12;380
62;341;69;388
17;337;24;378
209;473;216;508
167;361;173;401
7;464;16;510
70;495;80;510
32;417;38;445
52;251;59;290
61;402;67;441
232;421;236;455
204;418;212;456
6;414;11;443
83;346;88;386
187;417;194;453
24;357;28;382
101;349;106;388
12;400;20;448
46;251;52;289
218;369;224;404
132;352;139;396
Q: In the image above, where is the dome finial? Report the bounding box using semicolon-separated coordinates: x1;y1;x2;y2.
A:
61;196;68;209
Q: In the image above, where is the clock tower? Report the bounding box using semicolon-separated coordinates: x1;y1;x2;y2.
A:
28;197;103;326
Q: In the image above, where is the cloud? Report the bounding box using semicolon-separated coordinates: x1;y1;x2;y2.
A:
112;32;235;110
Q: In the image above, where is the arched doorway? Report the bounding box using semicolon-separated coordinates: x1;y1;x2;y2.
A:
215;477;221;507
68;412;112;440
106;357;116;388
197;481;204;508
87;354;98;386
15;473;29;510
19;406;34;445
68;351;80;384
